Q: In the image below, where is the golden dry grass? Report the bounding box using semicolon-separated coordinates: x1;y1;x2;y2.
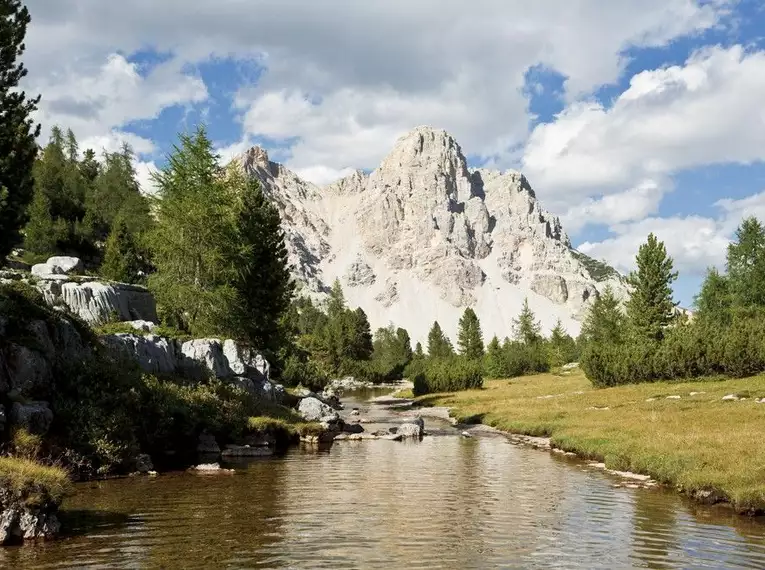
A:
0;457;73;504
417;369;765;513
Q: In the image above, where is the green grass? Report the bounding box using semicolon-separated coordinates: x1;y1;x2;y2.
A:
0;457;73;505
246;416;324;439
416;369;765;514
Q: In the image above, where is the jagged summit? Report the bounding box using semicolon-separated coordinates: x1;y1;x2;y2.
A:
231;126;627;343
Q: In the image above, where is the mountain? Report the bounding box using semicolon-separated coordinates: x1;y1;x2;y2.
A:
232;126;627;345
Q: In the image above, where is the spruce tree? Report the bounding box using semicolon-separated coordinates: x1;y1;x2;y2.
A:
483;335;505;378
23;187;56;255
625;233;678;342
101;216;143;284
349;307;373;360
580;285;625;345
147;126;240;335
0;0;40;264
396;327;413;363
512;298;542;344
327;278;346;318
694;267;732;326
427;321;454;359
413;342;424;359
457;307;484;360
727;217;765;308
232;172;295;352
548;319;576;367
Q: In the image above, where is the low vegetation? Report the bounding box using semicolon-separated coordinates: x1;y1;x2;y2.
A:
417;368;765;513
0;457;72;505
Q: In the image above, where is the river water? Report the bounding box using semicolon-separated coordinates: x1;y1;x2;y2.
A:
4;391;765;569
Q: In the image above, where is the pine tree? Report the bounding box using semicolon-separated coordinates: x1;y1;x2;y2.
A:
23;187;56;255
101;216;143;284
694;267;732;326
727;217;765;308
483;335;505;378
625;233;678;342
79;148;100;183
548;319;577;367
427;321;454;359
457;307;484;360
349;307;373;360
0;0;40;264
327;278;346;319
512;298;542;344
580;285;625;345
232;172;295;352
413;342;424;359
396;327;413;363
147;126;240;335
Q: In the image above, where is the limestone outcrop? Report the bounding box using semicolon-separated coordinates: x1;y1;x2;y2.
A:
230;126;628;344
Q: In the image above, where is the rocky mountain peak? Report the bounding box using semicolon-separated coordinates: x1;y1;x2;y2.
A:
231;127;628;344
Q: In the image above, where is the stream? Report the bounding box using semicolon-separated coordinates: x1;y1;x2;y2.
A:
4;388;765;569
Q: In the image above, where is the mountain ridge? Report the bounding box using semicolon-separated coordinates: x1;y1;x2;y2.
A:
232;126;628;345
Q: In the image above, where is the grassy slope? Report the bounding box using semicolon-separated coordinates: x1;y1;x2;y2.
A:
0;457;72;505
417;369;765;513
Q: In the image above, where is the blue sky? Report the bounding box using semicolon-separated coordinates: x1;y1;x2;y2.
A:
23;0;765;307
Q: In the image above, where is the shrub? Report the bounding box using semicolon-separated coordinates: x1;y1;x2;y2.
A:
412;357;484;396
281;356;329;391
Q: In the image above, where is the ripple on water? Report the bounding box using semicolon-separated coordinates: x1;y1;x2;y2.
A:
2;437;765;569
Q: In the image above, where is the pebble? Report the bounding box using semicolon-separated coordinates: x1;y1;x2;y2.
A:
666;395;681;400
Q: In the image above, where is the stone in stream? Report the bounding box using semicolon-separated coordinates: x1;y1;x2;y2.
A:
298;397;336;422
343;423;364;434
397;417;424;439
221;445;273;458
197;432;221;455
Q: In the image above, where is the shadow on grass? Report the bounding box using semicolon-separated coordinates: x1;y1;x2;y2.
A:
58;509;131;538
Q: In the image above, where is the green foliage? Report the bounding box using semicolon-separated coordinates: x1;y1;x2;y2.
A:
625;233;678;342
0;0;40;264
483;336;504;378
411;356;483;396
281;355;329;391
427;321;454;359
457;307;484;360
229;172;294;352
23;187;57;255
580;285;625;345
570;250;620;282
11;428;42;460
694;268;732;326
727;216;765;308
100;216;146;283
364;324;413;382
147;126;242;336
512;298;542;344
547;319;578;368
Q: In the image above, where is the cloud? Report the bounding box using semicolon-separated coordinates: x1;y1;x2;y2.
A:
22;0;731;183
577;191;765;277
523;45;765;221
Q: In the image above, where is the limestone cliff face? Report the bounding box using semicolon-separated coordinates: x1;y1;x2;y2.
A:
231;126;627;343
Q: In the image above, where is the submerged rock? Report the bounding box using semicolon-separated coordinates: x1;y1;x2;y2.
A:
221;445;273;458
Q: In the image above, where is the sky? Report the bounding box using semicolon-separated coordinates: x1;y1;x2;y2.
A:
22;0;765;307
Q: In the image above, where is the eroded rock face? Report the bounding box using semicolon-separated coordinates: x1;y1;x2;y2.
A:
229;125;629;344
9;402;54;436
102;333;178;376
180;339;230;380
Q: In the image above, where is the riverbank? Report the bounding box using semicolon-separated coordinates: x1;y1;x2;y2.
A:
410;368;765;515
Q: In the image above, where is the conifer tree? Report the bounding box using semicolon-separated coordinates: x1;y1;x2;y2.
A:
0;0;40;264
327;278;346;319
625;233;678;342
548;319;577;367
457;307;484;360
349;307;373;360
483;335;505;378
396;327;413;363
727;217;765;308
580;285;625;345
232;172;294;351
427;321;454;359
413;342;424;359
694;267;732;326
147;126;240;335
101;216;143;284
23;187;56;255
512;298;542;344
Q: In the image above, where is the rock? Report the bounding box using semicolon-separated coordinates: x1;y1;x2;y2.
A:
192;463;235;473
229;125;629;348
222;339;270;380
5;344;52;395
645;398;657;402
0;501;60;545
180;339;231;379
10;402;53;435
561;362;579;370
381;433;403;441
221;445;273;458
319;413;343;432
102;333;178;376
461;431;472;438
722;394;739;401
134;454;154;473
397;417;424;439
197;433;221;455
46;256;83;274
689;391;706;396
37;279;158;325
298;397;336;422
343;423;364;434
350;409;360;416
666;395;681;400
127;320;157;333
31;263;64;277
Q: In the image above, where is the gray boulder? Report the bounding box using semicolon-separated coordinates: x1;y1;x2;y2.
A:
102;334;178;375
222;339;270;380
180;339;231;379
197;432;221;455
397;417;424;439
298;397;336;422
134;454;154;473
127;320;157;333
343;423;364;434
46;256;83;274
6;344;52;395
319;412;344;432
10;402;54;435
31;263;64;277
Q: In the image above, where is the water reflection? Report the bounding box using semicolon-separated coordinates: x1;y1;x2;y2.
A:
3;436;765;568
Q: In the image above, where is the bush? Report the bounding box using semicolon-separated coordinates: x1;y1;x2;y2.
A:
412;357;483;396
281;356;329;391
